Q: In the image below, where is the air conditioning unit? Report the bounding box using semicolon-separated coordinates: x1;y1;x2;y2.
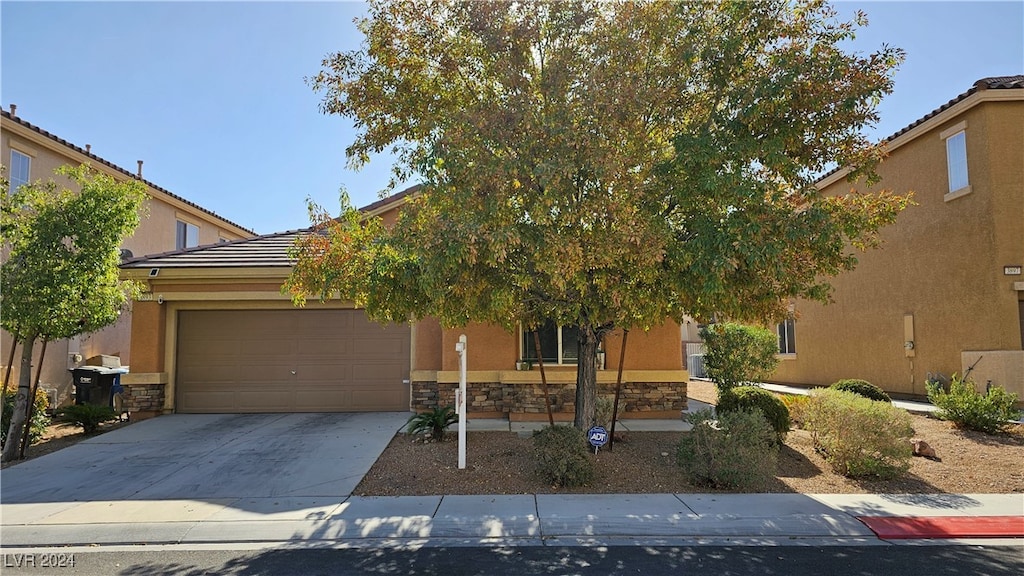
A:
42;387;59;413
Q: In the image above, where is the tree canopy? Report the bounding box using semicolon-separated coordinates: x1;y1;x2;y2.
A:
1;164;146;461
287;0;911;428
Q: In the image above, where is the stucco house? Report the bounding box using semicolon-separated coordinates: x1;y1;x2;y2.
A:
120;190;689;420
1;106;254;407
770;76;1024;401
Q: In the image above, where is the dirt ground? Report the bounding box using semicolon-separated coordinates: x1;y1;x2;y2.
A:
1;418;131;470
356;380;1024;495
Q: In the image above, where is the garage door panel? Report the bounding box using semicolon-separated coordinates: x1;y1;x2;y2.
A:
236;365;296;381
239;339;295;358
352;336;407;358
296;338;353;358
238;390;295;411
351;363;405;381
179;390;237;414
176;310;410;413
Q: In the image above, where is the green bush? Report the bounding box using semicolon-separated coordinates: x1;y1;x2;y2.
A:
830;379;891;402
595;395;614;429
1;389;51;448
58;404;118;435
804;388;913;479
926;375;1019;434
532;425;595;487
677;408;778;490
406;405;459;441
700;322;780;394
716;386;790;444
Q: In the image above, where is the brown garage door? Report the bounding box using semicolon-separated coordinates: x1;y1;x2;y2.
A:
175;310;410;413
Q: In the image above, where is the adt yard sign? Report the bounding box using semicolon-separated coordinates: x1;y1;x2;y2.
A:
588;426;608;451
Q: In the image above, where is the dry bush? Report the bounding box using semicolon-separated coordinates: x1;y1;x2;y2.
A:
805;388;913;479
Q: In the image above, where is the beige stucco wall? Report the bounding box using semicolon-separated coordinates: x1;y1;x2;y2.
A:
1;115;251;403
434;320;685;373
772;98;1024;397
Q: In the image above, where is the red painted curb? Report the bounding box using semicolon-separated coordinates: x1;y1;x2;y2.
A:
857;516;1024;539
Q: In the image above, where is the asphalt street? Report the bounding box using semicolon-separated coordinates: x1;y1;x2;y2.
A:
2;544;1021;576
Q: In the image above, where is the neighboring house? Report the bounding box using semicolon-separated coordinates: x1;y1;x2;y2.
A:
770;76;1024;401
120;189;688;419
1;106;254;407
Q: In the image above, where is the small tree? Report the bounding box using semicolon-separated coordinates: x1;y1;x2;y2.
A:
1;165;146;462
701;323;780;395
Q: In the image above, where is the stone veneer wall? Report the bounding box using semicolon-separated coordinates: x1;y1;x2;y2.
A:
122;383;165;414
411;380;687;415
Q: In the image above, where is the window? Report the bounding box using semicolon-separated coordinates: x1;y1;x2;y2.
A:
945;131;969;193
9;149;30;193
175;220;199;250
522;319;579;364
941;121;970;199
777;318;796;355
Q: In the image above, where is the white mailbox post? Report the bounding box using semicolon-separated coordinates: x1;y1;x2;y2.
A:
456;334;467;469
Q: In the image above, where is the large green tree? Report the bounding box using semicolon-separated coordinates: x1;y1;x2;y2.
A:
1;165;146;461
287;0;910;429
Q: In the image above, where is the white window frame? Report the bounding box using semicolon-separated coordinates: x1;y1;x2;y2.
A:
521;321;579;365
940;121;971;201
9;149;31;193
777;318;796;356
175;220;200;250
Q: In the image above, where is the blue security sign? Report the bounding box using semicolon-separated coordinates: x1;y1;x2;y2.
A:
587;426;609;448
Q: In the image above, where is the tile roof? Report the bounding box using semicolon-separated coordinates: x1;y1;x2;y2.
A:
120;184;420;270
816;75;1024;185
881;75;1024;143
120;229;302;269
1;109;254;236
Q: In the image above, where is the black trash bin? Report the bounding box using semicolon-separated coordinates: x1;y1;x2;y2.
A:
70;367;124;408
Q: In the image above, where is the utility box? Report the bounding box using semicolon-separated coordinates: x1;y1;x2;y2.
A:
85;354;122;368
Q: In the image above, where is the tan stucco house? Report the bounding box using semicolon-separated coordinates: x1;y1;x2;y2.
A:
120;190;689;419
771;76;1024;401
1;106;254;407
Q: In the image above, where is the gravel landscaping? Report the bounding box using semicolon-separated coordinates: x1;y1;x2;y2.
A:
355;380;1024;495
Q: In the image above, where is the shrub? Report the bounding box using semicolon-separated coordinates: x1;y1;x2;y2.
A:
700;323;779;394
926;374;1019;434
804;388;913;479
406;405;459;441
595;395;614;429
716;386;790;444
1;389;51;448
59;404;118;435
677;408;778;490
830;379;891;402
532;425;595;487
779;394;811;428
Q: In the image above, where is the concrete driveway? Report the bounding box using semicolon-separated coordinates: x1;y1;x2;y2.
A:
0;412;407;507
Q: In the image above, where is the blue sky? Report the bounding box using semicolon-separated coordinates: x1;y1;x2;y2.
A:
2;1;1022;235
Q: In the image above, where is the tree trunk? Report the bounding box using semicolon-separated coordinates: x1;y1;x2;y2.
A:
2;336;35;462
3;335;17;395
19;339;47;459
574;322;600;430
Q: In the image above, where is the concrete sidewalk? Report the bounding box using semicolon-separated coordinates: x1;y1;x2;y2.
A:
2;493;1021;549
